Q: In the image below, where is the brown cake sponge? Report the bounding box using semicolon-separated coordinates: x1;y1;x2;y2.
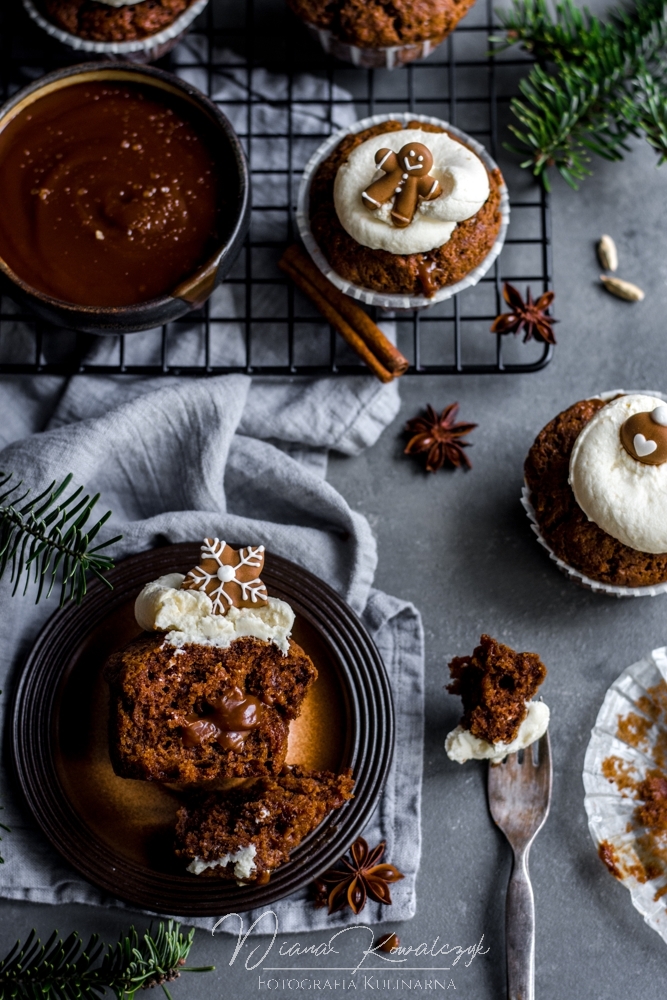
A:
286;0;476;47
525;398;667;587
309;120;503;298
105;633;317;783
448;634;547;745
175;766;355;880
40;0;192;42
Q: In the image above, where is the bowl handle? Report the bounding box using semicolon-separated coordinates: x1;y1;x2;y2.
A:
172;253;222;308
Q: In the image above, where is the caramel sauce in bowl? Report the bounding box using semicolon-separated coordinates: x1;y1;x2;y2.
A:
0;63;250;334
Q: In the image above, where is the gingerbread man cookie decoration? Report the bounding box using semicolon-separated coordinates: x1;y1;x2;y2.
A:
181;538;268;615
361;141;442;228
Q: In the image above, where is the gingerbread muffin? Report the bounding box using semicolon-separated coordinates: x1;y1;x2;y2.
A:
525;394;667;591
287;0;476;68
36;0;195;41
445;634;549;763
302;115;506;303
175;767;355;880
105;539;317;783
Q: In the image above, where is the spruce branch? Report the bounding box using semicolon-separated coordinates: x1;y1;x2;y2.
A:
495;0;667;187
0;921;214;1000
626;63;667;159
0;471;121;606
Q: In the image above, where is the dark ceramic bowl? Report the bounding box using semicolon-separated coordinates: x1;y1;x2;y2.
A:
0;63;250;334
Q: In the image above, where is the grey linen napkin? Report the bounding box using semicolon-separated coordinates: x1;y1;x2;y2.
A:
0;373;423;930
0;42;424;932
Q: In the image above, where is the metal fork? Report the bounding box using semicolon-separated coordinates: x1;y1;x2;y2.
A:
487;732;552;1000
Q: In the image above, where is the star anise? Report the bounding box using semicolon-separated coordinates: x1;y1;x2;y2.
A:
490;282;557;344
404;402;477;473
313;837;404;915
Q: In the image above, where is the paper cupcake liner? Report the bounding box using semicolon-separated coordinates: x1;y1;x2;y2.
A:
22;0;209;62
584;647;667;943
303;22;447;69
521;388;667;598
296;112;510;311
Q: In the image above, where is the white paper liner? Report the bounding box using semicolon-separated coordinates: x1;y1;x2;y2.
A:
521;388;667;598
302;21;446;69
22;0;209;59
584;647;667;943
296;112;510;311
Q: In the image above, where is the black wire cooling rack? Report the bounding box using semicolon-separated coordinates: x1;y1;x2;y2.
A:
0;0;553;377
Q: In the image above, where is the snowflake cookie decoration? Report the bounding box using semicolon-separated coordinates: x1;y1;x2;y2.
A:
181;538;268;615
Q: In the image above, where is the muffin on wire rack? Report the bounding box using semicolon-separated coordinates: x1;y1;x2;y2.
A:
23;0;209;62
297;112;508;309
286;0;477;68
523;391;667;595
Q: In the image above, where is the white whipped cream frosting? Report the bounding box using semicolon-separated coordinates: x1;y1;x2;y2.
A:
187;844;257;880
333;128;490;255
569;394;667;554
445;700;550;764
134;573;294;655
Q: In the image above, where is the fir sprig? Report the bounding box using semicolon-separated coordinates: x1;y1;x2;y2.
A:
0;921;214;1000
494;0;667;187
0;471;121;606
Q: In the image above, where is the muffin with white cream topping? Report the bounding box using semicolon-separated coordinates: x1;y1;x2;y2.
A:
524;393;667;591
299;114;508;307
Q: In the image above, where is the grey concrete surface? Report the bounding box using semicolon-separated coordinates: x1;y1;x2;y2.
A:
3;4;667;1000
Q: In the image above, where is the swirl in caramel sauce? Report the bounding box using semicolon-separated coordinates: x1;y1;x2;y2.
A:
0;81;226;306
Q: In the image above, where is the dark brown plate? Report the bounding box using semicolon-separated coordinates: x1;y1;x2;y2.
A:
10;543;394;916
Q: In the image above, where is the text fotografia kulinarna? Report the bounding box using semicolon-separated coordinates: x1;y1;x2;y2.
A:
213;911;488;978
258;976;458;990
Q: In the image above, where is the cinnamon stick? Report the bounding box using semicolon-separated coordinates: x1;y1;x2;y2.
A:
279;255;394;383
280;244;410;377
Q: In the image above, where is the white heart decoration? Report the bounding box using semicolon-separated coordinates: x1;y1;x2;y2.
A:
634;433;658;457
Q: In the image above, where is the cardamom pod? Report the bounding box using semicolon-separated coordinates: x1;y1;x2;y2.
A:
598;234;618;271
600;275;645;302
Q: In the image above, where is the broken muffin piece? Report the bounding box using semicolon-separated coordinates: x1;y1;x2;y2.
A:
105;632;317;782
175;766;355;881
445;634;549;763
